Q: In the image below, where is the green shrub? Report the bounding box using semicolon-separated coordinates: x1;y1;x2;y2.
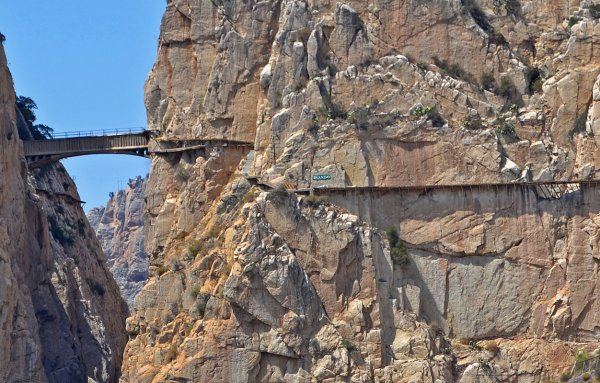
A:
87;279;106;296
347;107;371;130
432;56;445;68
386;226;410;268
489;31;508;46
391;246;410;267
529;72;543;94
584;372;591;381
469;340;482;351
569;16;581;27
0;32;5;43
417;61;429;71
432;56;473;82
413;105;434;118
386;226;400;246
413;105;445;127
242;188;259;203
16;96;37;124
578;350;592;361
195;292;211;317
498;77;517;101
589;4;600;18
494;117;517;139
560;372;572;382
77;218;86;235
48;215;75;246
481;72;496;92
569;112;588;140
325;103;347;120
16;96;54;139
186;239;202;259
319;90;347;120
156;265;168;277
448;63;467;79
461;116;483;130
340;339;357;352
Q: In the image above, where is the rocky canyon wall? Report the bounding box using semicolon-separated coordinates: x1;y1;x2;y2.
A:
326;185;600;341
0;43;128;382
88;176;148;309
122;0;600;382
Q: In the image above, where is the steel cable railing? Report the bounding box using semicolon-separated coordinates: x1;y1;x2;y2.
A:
49;127;147;139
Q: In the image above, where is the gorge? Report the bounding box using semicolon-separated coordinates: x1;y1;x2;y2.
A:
4;0;600;382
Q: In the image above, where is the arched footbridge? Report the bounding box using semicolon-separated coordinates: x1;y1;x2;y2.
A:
22;128;254;169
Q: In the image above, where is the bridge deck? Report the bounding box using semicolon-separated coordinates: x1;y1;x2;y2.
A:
22;130;254;169
23;132;149;157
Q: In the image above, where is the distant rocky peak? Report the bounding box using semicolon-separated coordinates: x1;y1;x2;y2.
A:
87;175;148;309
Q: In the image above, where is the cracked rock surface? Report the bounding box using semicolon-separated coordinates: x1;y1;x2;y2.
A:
122;0;600;382
88;176;148;309
0;44;128;382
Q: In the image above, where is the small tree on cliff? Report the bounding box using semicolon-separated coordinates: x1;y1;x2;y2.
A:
386;226;410;268
16;95;54;139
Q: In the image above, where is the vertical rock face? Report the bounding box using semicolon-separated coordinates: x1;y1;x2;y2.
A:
123;0;600;382
0;43;128;382
88;176;149;309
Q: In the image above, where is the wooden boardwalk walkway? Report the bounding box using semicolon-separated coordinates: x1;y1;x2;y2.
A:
22;129;254;169
291;180;596;200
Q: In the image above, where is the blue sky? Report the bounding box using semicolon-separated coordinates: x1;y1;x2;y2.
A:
1;1;165;209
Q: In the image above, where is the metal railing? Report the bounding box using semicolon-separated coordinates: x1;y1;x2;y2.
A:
49;127;147;139
292;179;597;195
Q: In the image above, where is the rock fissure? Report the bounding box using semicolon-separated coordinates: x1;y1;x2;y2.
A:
72;0;600;381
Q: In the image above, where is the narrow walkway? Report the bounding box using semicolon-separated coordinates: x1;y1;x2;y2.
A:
244;176;595;200
22;129;254;168
23;129;600;197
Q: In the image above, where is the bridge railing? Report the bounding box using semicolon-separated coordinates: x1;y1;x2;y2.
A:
49;127;147;139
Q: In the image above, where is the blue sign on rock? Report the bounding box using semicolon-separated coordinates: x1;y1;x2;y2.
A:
313;174;332;181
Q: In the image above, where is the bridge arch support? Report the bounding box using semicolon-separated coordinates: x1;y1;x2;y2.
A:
23;132;150;169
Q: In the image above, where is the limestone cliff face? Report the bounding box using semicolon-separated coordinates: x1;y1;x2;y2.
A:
0;44;128;382
88;176;148;309
123;0;600;382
